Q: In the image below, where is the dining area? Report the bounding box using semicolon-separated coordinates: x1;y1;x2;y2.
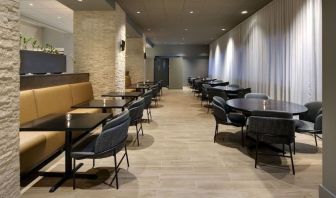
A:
19;78;164;193
188;77;323;175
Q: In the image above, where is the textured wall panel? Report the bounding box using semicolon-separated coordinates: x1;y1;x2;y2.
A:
0;0;20;197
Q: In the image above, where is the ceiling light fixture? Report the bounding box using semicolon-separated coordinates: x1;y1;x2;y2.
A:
189;11;194;14
241;10;248;14
184;28;189;31
136;11;141;14
57;16;62;19
77;0;83;2
29;3;33;6
221;28;226;31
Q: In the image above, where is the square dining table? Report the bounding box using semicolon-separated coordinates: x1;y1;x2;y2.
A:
20;113;112;192
101;91;143;100
71;99;132;113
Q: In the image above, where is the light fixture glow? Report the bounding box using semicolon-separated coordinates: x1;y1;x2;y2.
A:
221;28;226;31
57;16;62;19
136;11;141;14
29;3;33;6
189;11;194;14
147;28;151;31
77;0;83;2
241;10;248;14
184;28;189;31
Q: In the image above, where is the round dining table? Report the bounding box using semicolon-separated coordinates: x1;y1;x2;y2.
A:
226;98;308;115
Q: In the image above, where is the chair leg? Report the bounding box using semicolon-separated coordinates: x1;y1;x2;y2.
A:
140;122;144;136
282;144;285;157
147;109;150;123
113;153;119;189
288;144;295;175
73;158;76;190
255;137;259;168
241;126;244;147
314;133;318;148
135;123;140;146
293;140;296;155
214;123;218;143
149;108;152;120
125;145;130;167
92;159;95;168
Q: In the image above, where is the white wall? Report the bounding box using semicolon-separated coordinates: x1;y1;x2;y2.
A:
320;1;336;197
209;0;322;104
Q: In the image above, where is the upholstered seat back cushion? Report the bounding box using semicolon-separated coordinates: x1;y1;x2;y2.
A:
70;82;94;105
20;90;38;124
34;85;73;117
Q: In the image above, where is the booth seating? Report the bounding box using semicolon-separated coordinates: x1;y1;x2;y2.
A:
20;82;100;175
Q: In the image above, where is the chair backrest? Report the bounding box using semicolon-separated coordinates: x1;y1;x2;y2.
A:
314;114;323;131
128;98;145;122
151;85;159;97
208;88;228;101
228;84;240;88
212;101;228;123
237;88;251;98
245;93;269;100
248;110;295;144
143;90;153;108
95;110;130;154
201;84;211;97
299;101;322;123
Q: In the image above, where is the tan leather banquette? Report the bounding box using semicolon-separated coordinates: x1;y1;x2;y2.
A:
20;82;100;174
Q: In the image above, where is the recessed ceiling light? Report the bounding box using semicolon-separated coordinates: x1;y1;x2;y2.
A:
241;10;248;14
29;3;33;6
77;0;83;2
136;11;141;14
221;28;226;31
147;28;151;31
189;11;194;14
57;16;62;19
184;28;189;31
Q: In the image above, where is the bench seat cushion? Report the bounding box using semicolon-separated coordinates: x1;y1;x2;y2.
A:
20;131;65;174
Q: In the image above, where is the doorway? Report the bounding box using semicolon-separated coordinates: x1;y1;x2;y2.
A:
154;56;169;87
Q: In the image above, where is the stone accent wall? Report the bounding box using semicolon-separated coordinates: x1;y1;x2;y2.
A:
74;4;126;98
126;37;145;83
0;0;21;197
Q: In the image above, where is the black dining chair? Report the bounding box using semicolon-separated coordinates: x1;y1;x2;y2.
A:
71;110;131;189
236;88;252;98
248;110;296;175
207;88;229;113
245;93;269;100
201;83;211;107
142;90;153;123
295;101;323;148
212;96;247;145
128;98;145;146
150;84;160;107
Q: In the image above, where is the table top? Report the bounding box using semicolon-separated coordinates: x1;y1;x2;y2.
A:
129;84;152;89
72;99;132;109
20;113;112;131
102;91;143;98
226;98;308;115
211;86;242;92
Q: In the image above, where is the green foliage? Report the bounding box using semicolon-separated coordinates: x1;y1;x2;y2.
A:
20;34;59;54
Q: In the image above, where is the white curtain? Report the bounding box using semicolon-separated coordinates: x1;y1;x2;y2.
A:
209;0;322;104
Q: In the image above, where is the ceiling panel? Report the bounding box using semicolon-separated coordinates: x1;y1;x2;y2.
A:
117;0;273;45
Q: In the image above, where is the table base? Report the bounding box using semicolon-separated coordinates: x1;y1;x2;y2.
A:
38;163;97;192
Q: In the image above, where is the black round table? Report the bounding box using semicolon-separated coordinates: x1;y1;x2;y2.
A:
226;98;307;115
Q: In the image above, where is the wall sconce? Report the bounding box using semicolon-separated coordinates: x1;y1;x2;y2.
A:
120;40;126;51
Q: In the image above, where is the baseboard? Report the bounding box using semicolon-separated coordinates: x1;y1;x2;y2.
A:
320;185;336;198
